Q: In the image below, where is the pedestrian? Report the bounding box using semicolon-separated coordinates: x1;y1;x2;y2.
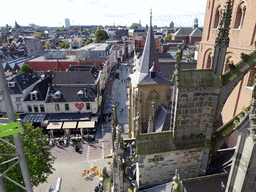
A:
122;108;124;112
127;93;128;97
118;102;119;106
120;109;122;114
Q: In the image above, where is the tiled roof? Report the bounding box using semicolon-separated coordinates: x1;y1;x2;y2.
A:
9;72;40;94
52;68;99;85
79;60;104;70
74;36;82;43
25;61;80;71
173;27;194;36
130;71;171;85
24;77;52;101
47;86;97;103
189;28;203;36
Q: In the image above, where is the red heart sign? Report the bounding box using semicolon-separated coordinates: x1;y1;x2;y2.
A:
75;103;84;111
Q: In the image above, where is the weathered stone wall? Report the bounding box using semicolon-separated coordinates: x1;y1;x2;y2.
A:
129;79;171;135
137;131;175;155
174;86;220;140
137;147;204;188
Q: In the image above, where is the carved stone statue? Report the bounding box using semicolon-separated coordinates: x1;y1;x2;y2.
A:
171;169;184;192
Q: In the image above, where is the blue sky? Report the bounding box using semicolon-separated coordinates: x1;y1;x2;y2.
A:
1;0;207;27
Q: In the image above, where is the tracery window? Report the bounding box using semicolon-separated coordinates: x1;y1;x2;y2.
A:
234;2;246;29
214;5;222;28
206;52;213;69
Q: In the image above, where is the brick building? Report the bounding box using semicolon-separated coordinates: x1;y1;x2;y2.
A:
197;0;256;125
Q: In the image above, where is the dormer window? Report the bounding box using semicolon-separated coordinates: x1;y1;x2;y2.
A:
30;90;38;101
8;82;15;87
53;90;61;99
77;90;84;98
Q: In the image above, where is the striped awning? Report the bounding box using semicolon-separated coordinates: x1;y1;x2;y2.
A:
46;122;63;130
62;121;77;129
77;121;95;129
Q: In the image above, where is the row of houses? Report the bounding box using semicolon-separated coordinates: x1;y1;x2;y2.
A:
0;64;101;125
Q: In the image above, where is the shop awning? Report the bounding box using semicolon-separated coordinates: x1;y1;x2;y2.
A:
62;121;77;129
77;121;95;129
91;116;98;123
46;122;63;130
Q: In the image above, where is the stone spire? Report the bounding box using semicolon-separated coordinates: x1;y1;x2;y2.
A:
137;8;160;77
211;0;233;76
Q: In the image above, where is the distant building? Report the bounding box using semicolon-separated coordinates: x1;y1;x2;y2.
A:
65;18;70;28
171;18;202;45
170;21;174;28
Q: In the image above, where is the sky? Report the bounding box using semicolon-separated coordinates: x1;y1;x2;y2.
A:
1;0;207;28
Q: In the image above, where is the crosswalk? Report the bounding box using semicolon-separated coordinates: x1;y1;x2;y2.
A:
51;141;112;162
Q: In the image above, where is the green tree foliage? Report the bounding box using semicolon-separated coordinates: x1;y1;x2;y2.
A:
19;64;34;74
6;37;10;44
2;111;20;119
60;42;70;49
54;29;60;32
160;38;164;44
33;32;44;38
4;27;9;32
130;24;138;29
45;41;51;49
0;122;55;191
94;29;109;43
83;38;93;46
165;34;172;40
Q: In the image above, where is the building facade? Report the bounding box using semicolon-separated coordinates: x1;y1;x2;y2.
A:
197;0;256;124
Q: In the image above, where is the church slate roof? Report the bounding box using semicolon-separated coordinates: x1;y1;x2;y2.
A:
130;11;171;85
130;71;170;85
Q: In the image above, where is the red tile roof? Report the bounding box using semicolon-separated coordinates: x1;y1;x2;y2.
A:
25;61;80;71
25;60;104;71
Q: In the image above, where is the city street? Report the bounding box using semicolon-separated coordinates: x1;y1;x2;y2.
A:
111;63;132;136
34;59;133;192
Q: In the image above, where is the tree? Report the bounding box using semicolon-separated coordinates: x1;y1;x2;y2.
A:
145;24;148;31
83;38;93;46
130;24;138;29
0;122;55;191
160;38;164;44
33;32;44;38
19;64;34;74
165;34;172;40
45;41;51;49
94;29;109;43
60;42;70;49
54;29;60;32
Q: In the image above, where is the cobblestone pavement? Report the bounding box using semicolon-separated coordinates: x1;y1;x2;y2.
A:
34;58;133;192
50;141;112;163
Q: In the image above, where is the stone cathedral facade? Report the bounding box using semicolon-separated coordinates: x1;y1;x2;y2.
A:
127;1;256;189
